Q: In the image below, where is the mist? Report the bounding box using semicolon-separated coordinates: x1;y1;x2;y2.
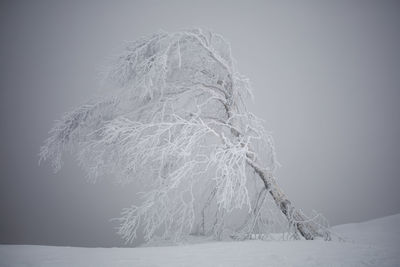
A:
0;0;399;247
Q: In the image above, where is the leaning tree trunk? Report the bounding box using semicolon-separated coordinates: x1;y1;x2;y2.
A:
223;83;331;240
226;123;331;240
247;159;331;241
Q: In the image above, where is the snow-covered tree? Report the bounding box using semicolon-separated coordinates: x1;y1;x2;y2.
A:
40;29;330;243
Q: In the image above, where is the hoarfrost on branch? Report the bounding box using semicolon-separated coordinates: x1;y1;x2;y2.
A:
40;29;330;243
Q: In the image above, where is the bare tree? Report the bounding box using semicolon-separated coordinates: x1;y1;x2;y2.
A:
40;29;330;244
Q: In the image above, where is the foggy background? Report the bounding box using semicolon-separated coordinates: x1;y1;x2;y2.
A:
0;0;399;247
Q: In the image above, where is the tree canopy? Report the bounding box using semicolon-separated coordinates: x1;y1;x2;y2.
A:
40;29;330;244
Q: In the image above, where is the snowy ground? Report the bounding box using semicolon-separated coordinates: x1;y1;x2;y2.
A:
1;214;399;267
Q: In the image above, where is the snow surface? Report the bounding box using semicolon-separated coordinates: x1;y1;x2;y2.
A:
1;214;399;267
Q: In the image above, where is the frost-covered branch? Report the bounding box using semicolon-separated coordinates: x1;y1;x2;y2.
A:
41;28;330;244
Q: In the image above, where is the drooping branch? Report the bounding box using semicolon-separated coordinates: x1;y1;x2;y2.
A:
41;29;330;244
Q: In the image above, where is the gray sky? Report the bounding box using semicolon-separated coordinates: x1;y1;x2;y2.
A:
0;0;399;247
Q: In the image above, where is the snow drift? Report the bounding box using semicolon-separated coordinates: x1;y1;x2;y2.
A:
1;213;399;266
